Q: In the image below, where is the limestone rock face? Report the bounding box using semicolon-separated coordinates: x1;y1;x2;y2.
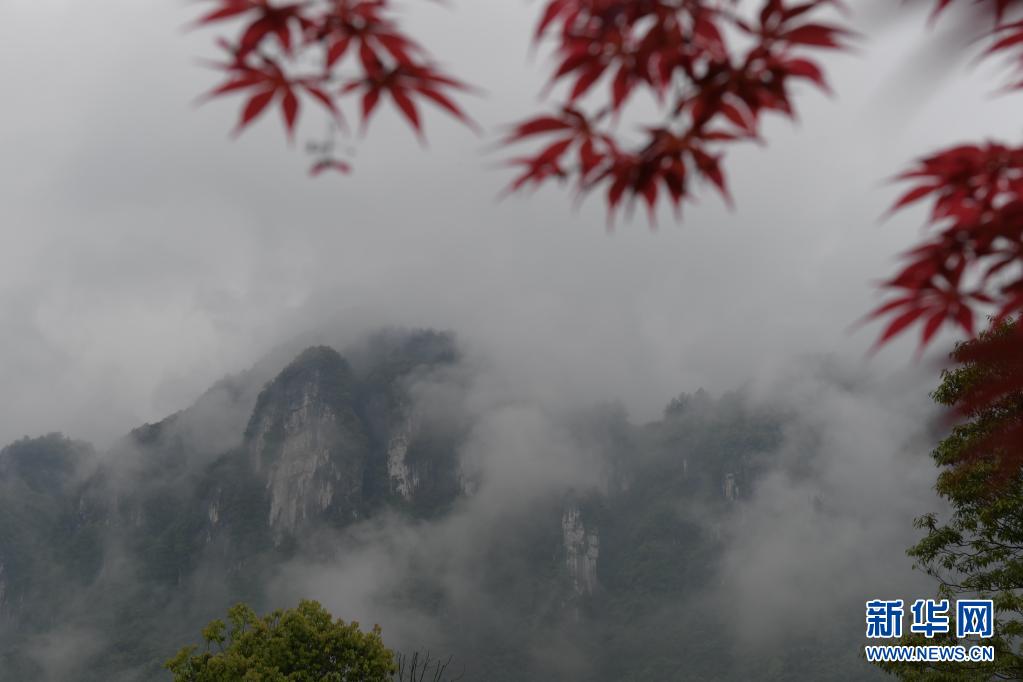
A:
722;472;738;502
245;346;370;541
350;329;463;515
386;409;420;501
562;505;599;597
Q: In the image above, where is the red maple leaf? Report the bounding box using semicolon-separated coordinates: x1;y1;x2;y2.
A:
342;59;475;137
205;46;340;137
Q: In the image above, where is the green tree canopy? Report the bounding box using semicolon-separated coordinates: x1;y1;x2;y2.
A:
165;600;396;682
878;319;1023;680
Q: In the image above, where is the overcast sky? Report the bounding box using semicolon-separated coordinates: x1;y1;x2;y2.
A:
1;0;1018;447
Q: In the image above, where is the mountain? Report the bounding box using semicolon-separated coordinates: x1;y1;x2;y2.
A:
0;329;879;681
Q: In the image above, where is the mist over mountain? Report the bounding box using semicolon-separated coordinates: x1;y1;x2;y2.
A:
0;327;942;681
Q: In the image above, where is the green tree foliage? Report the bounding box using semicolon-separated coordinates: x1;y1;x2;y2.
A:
877;320;1023;680
165;600;396;682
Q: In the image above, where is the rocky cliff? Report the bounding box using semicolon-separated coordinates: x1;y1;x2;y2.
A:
245;346;369;540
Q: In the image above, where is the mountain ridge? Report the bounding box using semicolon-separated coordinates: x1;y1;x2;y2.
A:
0;328;878;681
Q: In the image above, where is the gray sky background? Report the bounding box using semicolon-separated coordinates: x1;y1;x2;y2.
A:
1;0;1018;447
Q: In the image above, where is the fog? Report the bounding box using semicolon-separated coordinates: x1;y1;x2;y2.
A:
0;0;1014;447
0;0;1014;678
